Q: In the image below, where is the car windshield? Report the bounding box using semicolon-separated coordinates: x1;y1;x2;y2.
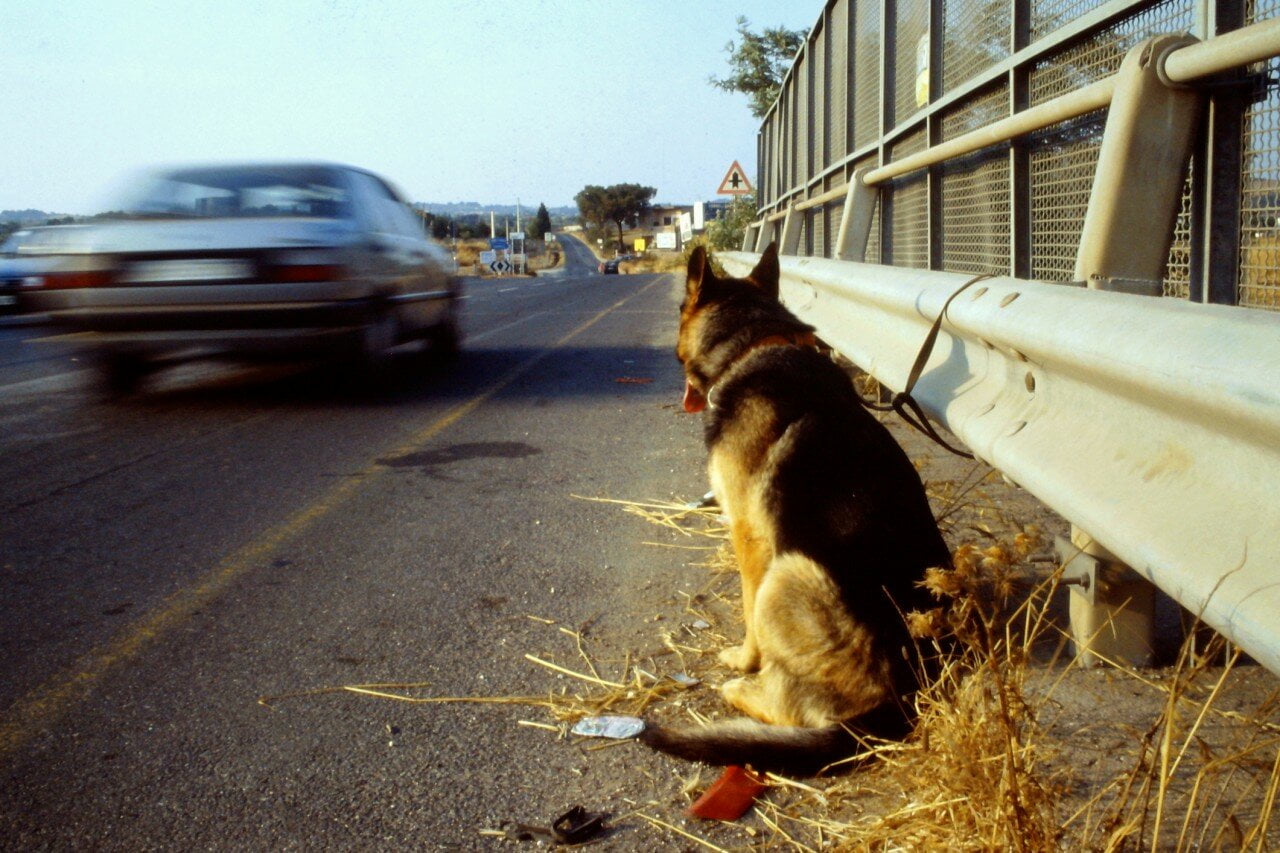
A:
117;166;350;219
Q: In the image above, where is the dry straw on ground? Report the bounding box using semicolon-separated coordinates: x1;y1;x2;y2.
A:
260;489;1279;850
580;493;1280;851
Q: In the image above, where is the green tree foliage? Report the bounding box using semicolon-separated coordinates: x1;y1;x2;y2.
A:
575;183;656;253
423;213;490;240
706;195;759;251
710;16;806;119
529;203;553;240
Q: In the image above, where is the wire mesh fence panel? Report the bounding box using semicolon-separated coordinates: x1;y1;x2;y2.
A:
939;87;1013;274
797;53;812;185
1029;114;1106;281
752;0;1275;310
942;0;1011;95
895;0;930;126
1240;0;1280;310
1030;0;1113;41
1023;0;1195;281
812;25;827;178
1028;0;1195;106
826;171;848;258
888;131;930;268
942;84;1010;140
941;149;1013;275
1165;168;1193;298
853;0;882;149
829;1;850;167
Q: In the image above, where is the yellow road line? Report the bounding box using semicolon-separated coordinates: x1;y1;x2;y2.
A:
0;275;673;758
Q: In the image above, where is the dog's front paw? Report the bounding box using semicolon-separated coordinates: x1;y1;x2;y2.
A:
718;643;761;672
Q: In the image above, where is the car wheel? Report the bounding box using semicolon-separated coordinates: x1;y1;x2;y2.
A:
358;310;398;374
427;317;460;357
96;352;151;397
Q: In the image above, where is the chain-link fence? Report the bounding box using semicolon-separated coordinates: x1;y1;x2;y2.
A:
754;0;1280;310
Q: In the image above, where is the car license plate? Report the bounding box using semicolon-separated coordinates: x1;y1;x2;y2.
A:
123;259;253;283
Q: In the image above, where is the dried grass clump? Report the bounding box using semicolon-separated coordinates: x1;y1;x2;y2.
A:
795;530;1065;851
1067;635;1280;850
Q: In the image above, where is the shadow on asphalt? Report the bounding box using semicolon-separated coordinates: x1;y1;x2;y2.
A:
109;344;681;410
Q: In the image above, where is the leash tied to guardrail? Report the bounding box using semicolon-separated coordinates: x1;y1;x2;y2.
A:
856;273;995;460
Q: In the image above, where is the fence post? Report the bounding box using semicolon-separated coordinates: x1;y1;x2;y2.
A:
1065;34;1205;666
835;167;879;261
1073;34;1204;293
1060;530;1157;668
780;205;804;255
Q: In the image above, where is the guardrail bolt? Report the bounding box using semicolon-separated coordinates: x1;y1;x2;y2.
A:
1057;529;1156;668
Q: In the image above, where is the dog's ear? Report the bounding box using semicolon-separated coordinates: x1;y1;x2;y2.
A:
686;245;713;301
746;242;780;299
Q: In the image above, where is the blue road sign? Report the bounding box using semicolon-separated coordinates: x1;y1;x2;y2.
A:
489;238;510;251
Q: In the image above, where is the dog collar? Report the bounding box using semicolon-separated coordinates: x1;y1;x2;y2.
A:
684;330;818;413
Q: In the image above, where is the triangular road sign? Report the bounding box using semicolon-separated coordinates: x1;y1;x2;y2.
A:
717;160;753;195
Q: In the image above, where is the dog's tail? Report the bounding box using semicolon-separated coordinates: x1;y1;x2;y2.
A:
638;703;912;776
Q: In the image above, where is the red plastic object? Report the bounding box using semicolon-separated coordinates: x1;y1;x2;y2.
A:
687;766;767;821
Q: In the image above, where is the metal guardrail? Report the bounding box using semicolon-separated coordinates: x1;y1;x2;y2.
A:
740;0;1280;670
717;252;1280;675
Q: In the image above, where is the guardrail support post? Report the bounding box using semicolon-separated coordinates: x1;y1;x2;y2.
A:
754;218;773;253
1059;529;1156;668
780;205;803;255
1073;34;1203;293
834;167;878;262
1060;34;1203;666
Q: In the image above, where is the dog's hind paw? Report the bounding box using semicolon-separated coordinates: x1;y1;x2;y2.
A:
718;644;761;672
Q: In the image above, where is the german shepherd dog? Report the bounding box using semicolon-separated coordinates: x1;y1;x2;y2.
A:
639;244;950;775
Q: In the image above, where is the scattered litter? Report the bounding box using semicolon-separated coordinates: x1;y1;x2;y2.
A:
485;805;607;844
688;765;768;821
690;619;711;630
571;715;645;739
685;490;719;509
669;672;700;687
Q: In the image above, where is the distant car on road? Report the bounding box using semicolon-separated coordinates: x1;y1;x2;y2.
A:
26;162;461;393
598;254;638;275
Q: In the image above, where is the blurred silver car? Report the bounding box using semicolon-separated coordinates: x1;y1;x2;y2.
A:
27;162;461;392
0;225;95;315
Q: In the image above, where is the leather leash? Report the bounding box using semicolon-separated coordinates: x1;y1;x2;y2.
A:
856;273;995;460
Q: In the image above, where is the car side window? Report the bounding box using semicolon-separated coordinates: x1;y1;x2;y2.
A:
349;171;424;241
348;172;396;235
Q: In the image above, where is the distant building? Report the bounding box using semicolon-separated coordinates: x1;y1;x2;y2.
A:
621;200;739;251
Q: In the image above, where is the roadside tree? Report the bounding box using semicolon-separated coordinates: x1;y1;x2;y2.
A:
710;16;805;119
575;183;656;254
529;203;552;240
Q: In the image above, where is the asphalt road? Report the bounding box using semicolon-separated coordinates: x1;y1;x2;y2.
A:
0;260;741;848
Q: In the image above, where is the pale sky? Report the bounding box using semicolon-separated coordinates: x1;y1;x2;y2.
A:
2;1;816;215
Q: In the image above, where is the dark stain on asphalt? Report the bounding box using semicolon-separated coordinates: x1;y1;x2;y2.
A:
379;442;542;475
